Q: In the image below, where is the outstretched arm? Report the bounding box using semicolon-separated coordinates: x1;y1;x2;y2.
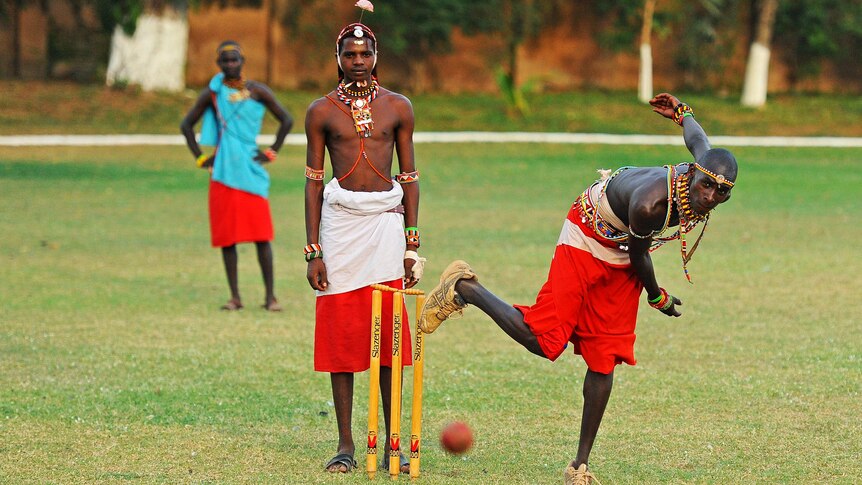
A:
649;93;711;162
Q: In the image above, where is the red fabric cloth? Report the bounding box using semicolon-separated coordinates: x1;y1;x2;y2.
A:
208;180;273;247
315;278;414;373
514;215;643;375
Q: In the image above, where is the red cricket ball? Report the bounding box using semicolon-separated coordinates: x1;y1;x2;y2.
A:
439;421;473;455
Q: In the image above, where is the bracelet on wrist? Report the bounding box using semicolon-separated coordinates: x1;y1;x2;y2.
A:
196;153;209;168
672;103;694;126
304;243;323;262
648;288;674;311
264;148;277;162
405;227;420;248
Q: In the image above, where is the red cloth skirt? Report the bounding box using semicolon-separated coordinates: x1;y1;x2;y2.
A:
208;180;273;247
514;215;642;374
315;278;413;373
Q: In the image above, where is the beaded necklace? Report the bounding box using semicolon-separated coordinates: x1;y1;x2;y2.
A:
336;80;379;138
325;80;390;184
223;77;245;89
340;80;377;97
672;164;710;283
223;77;250;102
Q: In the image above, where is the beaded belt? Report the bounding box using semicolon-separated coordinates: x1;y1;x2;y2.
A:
575;184;628;242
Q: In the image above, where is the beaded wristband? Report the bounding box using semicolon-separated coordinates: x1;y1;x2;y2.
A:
264;148;278;162
305;166;325;180
672;103;694;126
648;288;674;311
304;243;323;262
396;170;419;184
405;227;420;248
196;153;210;168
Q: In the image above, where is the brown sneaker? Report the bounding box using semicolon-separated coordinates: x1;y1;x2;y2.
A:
563;464;600;485
418;260;477;334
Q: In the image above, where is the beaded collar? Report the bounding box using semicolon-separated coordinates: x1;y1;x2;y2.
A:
335;80;379;138
223;77;250;102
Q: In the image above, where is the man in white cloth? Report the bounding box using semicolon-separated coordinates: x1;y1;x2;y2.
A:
303;22;423;474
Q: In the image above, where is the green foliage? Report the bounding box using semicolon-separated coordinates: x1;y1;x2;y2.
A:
493;67;530;117
366;0;465;56
774;0;862;85
670;0;741;90
594;0;673;51
92;0;145;35
594;0;642;50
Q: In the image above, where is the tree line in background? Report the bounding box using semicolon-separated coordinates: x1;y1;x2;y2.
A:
2;0;862;108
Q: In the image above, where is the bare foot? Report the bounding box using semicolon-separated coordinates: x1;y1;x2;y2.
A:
220;299;243;311
263;299;282;312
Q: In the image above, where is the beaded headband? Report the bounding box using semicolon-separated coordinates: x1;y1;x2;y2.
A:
217;43;242;55
336;22;378;79
694;163;735;187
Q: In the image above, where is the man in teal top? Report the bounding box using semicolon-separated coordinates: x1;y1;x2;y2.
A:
181;40;293;311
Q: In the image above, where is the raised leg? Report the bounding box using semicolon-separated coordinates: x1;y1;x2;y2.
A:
455;279;545;357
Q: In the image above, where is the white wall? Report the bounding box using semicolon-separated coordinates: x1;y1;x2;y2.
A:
106;13;188;92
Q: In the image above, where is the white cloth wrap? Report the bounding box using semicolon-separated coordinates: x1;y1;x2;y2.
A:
318;178;405;296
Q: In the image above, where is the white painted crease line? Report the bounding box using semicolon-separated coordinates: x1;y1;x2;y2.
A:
1;132;862;147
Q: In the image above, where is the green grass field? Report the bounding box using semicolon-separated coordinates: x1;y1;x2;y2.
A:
1;140;860;483
4;81;862;136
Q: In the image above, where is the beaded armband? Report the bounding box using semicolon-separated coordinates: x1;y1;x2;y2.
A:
405;227;420;248
196;153;210;168
305;166;325;181
648;288;674;312
396;170;419;184
672;103;694;126
304;243;323;262
263;148;278;162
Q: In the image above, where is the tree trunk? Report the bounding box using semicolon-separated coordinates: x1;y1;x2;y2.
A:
105;5;189;92
741;0;778;107
11;0;20;77
265;0;274;84
638;0;656;103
